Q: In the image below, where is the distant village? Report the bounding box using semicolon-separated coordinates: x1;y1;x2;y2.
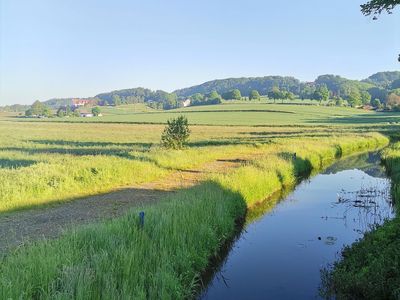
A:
67;98;102;118
24;98;103;118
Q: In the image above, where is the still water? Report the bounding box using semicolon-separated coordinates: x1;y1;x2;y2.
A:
201;152;394;300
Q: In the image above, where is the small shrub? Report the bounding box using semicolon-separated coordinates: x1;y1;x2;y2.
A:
161;116;190;149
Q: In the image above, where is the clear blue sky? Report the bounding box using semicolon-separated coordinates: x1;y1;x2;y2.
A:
0;0;399;105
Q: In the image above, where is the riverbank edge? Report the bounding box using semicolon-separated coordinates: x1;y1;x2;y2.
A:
326;142;400;300
0;134;389;299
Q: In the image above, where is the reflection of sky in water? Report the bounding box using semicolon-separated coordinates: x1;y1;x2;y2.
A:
201;153;394;300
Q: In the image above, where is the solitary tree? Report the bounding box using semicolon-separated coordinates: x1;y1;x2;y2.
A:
249;90;261;100
161;115;190;149
92;107;101;116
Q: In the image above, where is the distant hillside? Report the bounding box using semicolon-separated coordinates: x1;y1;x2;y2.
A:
43;98;74;108
174;76;301;98
172;71;399;104
95;88;153;104
9;70;399;110
0;104;30;112
173;73;399;99
315;75;375;97
363;71;400;88
95;88;179;109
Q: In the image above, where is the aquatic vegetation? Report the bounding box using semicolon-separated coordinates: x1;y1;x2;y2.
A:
326;142;400;299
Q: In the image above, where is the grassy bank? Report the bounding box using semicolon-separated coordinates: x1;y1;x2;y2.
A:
0;134;388;299
326;143;400;300
0;143;270;213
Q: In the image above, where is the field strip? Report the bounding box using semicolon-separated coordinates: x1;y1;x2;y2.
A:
0;156;249;255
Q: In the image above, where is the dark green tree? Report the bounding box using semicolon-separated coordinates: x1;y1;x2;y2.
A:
190;93;204;102
92;107;101;116
208;91;222;102
57;107;66;117
371;98;382;108
360;90;372;105
249;90;261;100
25;100;52;117
268;86;283;103
284;91;295;101
25;108;33;117
348;89;362;107
300;84;316;100
361;0;400;16
30;100;45;115
361;0;400;60
161;116;191;149
231;89;242;100
313;84;329;103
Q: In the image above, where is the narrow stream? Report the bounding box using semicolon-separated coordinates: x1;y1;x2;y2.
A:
201;152;395;299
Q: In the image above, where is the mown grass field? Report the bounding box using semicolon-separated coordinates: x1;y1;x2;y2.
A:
7;102;400;126
0;103;399;299
1;105;398;213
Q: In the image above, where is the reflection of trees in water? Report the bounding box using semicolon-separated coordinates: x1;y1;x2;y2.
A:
323;152;387;178
331;179;394;233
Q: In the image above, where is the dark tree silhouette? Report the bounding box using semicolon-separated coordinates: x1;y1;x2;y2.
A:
361;0;400;61
361;0;400;16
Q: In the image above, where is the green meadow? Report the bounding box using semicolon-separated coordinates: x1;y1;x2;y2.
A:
9;102;400;126
0;102;400;299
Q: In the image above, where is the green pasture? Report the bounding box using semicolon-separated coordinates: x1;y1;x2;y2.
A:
7;102;400;126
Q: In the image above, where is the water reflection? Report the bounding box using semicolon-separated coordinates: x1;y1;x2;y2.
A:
201;152;394;300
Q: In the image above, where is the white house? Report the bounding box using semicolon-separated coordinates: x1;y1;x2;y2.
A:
182;99;191;107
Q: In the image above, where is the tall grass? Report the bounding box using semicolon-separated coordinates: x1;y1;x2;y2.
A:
0;181;246;299
0;128;386;213
0;133;389;299
216;134;388;207
0;155;167;212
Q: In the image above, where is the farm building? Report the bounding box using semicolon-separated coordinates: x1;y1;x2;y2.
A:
79;110;94;117
182;99;191;107
72;98;97;107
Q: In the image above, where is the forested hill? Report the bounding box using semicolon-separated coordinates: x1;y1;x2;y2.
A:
174;76;301;97
2;71;399;112
174;72;400;98
362;71;400;88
